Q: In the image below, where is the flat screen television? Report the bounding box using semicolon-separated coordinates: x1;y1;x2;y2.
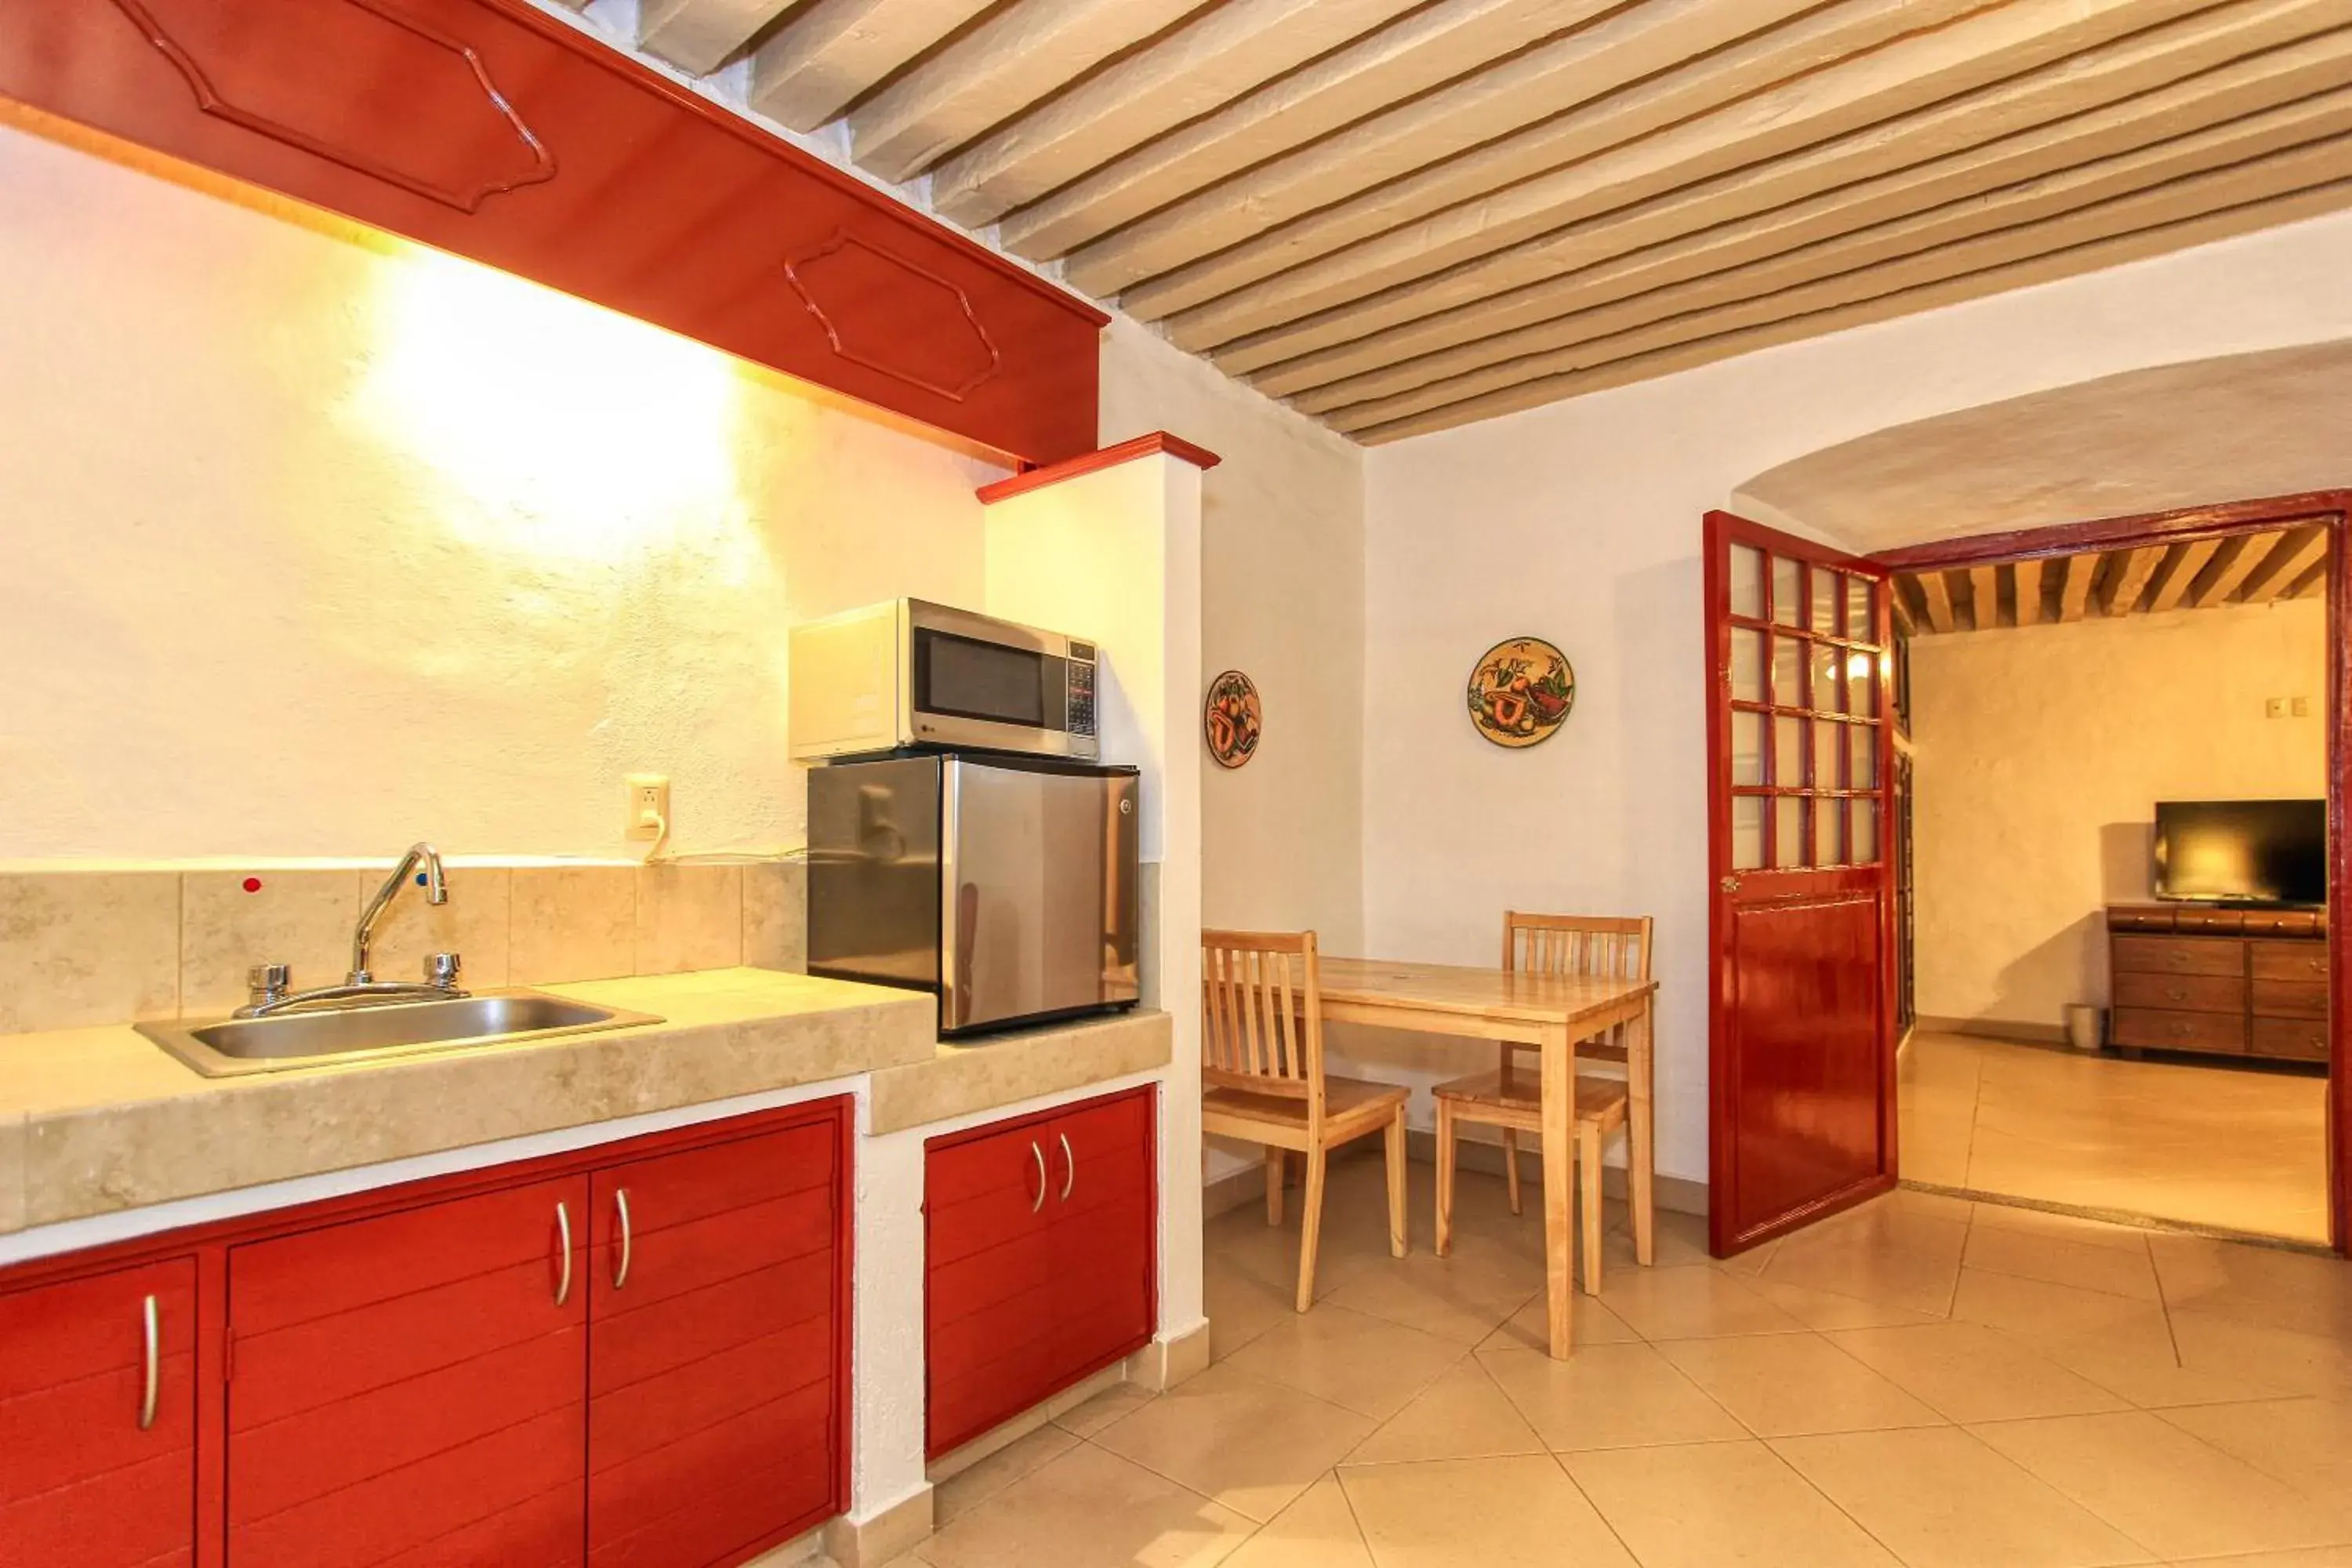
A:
2153;799;2326;906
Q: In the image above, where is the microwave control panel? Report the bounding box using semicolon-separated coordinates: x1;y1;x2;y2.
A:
1068;642;1098;739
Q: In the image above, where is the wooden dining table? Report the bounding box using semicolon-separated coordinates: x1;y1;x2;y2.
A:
1316;956;1660;1359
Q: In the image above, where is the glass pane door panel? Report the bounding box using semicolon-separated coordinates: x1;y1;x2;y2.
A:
1774;797;1806;868
1814;799;1842;866
1730;545;1765;619
1733;796;1765;870
1773;637;1803;708
1846;651;1878;717
1849;723;1878;789
1772;556;1801;626
1809;569;1841;636
1845;577;1875;640
1813;722;1842;790
1853;799;1880;864
1732;710;1763;786
1730;629;1765;702
1773;717;1806;786
1811;644;1842;714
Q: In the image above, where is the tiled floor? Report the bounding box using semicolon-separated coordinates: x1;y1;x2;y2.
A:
1899;1029;2331;1244
884;1149;2352;1568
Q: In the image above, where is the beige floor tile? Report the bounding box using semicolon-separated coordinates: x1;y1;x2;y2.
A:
1713;1235;1783;1278
1056;1382;1157;1439
2150;1236;2352;1340
1094;1363;1376;1525
2169;1309;2352;1402
1773;1425;2154;1568
2159;1397;2352;1497
1972;1202;2161;1253
1220;1305;1468;1423
1477;1341;1746;1451
1827;1322;2132;1423
1336;1454;1636;1568
1950;1265;2178;1359
1218;1475;1374;1568
1596;1261;1809;1340
1604;1206;1719;1272
1477;1290;1639;1353
1964;1222;2161;1301
2154;1548;2352;1566
1321;1243;1540;1347
1657;1332;1945;1437
1207;1254;1303;1363
1741;1276;1947;1331
916;1441;1254;1568
1969;1410;2352;1560
1762;1207;1969;1316
1887;1188;1982;1225
1566;1439;1896;1568
1345;1359;1544;1466
933;1425;1080;1526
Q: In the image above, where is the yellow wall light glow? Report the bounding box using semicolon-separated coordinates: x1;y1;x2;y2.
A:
347;249;758;578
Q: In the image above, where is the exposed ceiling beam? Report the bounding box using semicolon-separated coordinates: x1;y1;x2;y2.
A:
2285;558;2331;597
2057;552;2097;622
1344;180;2352;442
746;0;998;133
1225;20;2352;380
1125;0;2259;333
2013;558;2045;625
2143;537;2223;612
1892;579;1919;636
2190;532;2268;606
1967;564;2001;631
994;0;1577;261
1060;0;1833;298
927;0;1423;228
1287;104;2352;416
635;0;795;76
2102;546;2165;614
2238;523;2332;599
847;0;1202;183
1915;571;1957;634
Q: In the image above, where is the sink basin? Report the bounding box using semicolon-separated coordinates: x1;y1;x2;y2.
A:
136;990;664;1078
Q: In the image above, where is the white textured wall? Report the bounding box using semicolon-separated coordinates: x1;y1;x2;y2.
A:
0;120;1007;862
1365;206;2352;1186
1911;601;2327;1031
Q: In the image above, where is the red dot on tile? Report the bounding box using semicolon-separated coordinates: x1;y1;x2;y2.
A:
241;877;263;893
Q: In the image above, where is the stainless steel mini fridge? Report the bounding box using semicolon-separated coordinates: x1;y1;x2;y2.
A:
806;753;1142;1036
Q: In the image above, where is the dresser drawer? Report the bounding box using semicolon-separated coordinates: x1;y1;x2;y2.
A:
2243;909;2324;937
2250;941;2330;982
2111;936;2242;978
2112;1008;2247;1053
2252;979;2329;1020
2112;973;2243;1014
2251;1017;2330;1061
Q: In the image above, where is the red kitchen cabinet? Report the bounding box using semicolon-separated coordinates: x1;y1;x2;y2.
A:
586;1122;845;1568
925;1087;1156;1458
0;1258;198;1568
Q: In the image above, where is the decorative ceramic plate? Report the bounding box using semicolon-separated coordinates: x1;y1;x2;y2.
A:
1468;637;1574;748
1204;670;1262;769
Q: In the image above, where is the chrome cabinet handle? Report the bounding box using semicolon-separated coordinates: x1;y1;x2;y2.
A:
554;1201;575;1308
1058;1133;1076;1202
1029;1142;1047;1214
612;1189;634;1291
138;1294;159;1432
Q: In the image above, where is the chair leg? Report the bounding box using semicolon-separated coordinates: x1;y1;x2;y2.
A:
1385;1109;1409;1259
1578;1124;1605;1297
1502;1129;1523;1217
1435;1102;1456;1258
1296;1145;1329;1313
1264;1146;1285;1227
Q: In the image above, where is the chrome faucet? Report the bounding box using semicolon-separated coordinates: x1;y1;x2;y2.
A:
233;843;469;1018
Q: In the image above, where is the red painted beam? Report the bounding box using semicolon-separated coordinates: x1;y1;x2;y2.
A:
976;432;1223;505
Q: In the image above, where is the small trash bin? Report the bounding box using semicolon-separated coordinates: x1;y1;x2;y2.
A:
2063;1004;2104;1051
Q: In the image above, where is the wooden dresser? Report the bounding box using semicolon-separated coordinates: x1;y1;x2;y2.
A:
2107;904;2329;1063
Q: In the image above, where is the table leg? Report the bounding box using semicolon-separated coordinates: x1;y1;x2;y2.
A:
1539;1022;1574;1359
1630;997;1656;1268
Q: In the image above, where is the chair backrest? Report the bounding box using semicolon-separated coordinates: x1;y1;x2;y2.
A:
1503;913;1653;1060
1201;928;1325;1116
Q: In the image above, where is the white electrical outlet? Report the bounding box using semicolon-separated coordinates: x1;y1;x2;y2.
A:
625;775;670;841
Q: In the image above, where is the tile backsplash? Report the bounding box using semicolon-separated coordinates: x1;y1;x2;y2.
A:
0;859;806;1035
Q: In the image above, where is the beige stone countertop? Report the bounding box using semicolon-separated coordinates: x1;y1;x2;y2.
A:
0;967;935;1235
866;1007;1171;1135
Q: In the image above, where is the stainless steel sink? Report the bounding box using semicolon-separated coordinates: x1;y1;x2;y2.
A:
136;990;664;1078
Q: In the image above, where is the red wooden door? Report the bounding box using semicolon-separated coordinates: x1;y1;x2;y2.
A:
925;1115;1061;1458
1045;1091;1156;1387
1705;510;1900;1254
0;1258;198;1568
224;1177;590;1568
586;1119;844;1568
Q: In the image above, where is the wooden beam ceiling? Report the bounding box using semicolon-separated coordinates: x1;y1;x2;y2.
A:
1897;524;2328;634
552;0;2352;443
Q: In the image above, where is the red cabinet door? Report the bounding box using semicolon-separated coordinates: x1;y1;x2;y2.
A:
0;1258;198;1568
586;1118;844;1568
224;1176;590;1568
925;1087;1156;1458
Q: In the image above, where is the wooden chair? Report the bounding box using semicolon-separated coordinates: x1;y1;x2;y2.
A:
1429;913;1654;1294
1200;929;1410;1312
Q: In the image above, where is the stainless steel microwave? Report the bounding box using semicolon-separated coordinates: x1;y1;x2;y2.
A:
789;599;1099;762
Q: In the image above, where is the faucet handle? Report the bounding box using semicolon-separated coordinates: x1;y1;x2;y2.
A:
425;953;463;990
247;964;291;1004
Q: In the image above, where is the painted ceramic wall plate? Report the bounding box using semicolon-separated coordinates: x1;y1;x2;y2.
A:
1468;637;1574;748
1204;670;1262;768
